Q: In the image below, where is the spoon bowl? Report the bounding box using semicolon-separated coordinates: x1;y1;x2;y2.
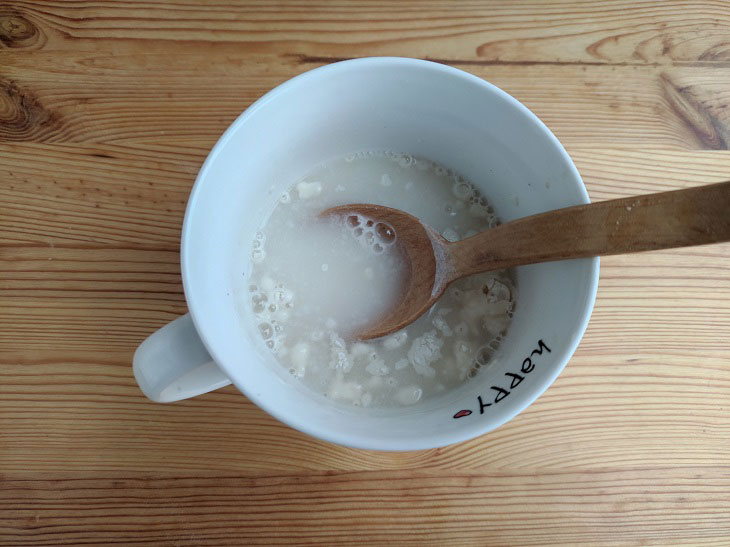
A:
324;180;730;340
322;204;449;339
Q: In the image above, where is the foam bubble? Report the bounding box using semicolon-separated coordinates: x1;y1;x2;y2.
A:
375;222;395;244
452;180;473;200
252;249;265;263
475;345;494;366
258;322;273;340
252;293;267;314
395;153;415;167
273;287;293;304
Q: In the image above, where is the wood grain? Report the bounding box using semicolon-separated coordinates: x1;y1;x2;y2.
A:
2;469;730;546
2;1;730;545
453;180;730;275
2;64;730;150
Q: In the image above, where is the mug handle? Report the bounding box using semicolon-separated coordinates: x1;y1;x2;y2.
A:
133;314;232;402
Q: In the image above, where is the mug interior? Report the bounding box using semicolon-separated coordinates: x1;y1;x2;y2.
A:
182;58;598;450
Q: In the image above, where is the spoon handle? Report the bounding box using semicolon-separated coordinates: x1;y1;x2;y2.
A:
450;180;730;276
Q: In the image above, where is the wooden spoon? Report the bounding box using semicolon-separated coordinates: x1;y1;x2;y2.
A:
322;180;730;340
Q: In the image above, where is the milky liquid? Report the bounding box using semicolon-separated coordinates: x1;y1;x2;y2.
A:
247;151;516;408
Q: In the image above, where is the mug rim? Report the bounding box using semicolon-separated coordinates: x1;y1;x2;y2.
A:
181;57;599;450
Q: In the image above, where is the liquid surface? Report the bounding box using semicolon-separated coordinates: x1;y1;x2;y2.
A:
247;151;515;408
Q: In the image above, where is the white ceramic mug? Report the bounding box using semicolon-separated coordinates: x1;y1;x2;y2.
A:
134;57;599;450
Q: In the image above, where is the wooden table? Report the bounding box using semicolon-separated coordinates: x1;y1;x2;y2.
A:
2;1;730;545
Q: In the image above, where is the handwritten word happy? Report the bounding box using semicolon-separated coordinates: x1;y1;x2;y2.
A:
452;339;551;419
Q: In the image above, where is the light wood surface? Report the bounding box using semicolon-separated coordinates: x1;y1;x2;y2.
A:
2;1;730;545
